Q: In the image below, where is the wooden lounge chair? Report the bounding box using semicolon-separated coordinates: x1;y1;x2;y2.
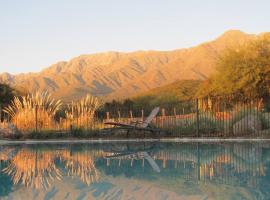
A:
104;107;160;136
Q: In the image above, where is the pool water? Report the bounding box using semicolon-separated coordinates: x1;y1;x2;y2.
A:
0;142;269;200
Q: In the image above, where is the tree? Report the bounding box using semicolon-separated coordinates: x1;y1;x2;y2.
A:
200;33;270;102
122;99;134;110
0;83;15;106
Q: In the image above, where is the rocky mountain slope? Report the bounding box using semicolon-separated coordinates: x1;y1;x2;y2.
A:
0;30;258;102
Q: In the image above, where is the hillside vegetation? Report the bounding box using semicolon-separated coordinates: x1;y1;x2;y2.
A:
131;80;202;107
199;33;270;103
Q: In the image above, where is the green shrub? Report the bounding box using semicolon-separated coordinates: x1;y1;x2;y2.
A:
70;128;85;138
198;113;223;134
229;108;270;131
166;113;222;136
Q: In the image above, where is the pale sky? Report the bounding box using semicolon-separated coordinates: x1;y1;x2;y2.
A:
0;0;269;74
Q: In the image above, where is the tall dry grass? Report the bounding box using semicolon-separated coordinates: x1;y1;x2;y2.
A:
65;94;101;129
3;92;62;133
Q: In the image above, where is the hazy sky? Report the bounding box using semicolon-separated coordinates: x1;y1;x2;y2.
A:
0;0;269;74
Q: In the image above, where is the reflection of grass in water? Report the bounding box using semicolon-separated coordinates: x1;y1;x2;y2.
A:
60;150;102;186
1;147;105;189
2;149;62;189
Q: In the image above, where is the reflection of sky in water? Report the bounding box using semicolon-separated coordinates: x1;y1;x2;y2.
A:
0;142;270;199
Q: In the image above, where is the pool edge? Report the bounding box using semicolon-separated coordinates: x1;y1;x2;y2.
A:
1;138;270;144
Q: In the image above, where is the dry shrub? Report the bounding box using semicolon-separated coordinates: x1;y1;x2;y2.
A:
3;92;62;133
65;94;101;129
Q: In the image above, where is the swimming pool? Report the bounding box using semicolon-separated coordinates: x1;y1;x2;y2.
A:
0;141;269;200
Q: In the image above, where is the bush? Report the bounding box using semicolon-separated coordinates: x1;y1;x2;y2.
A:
27;131;67;139
167;113;222;136
229;108;269;131
198;113;223;134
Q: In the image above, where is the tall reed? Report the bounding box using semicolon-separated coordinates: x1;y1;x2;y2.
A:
65;94;101;129
3;92;62;133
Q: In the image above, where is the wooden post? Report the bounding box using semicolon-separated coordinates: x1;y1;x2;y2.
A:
162;108;165;117
65;118;67;132
86;112;89;130
76;112;79;128
129;110;133;119
60;117;62;131
161;108;165;128
106;112;110;120
118;110;121;121
129;110;133;123
0;104;2;123
162;158;166;168
196;98;200;137
173;107;177;128
35;105;38;133
173;107;176;117
141;109;144;121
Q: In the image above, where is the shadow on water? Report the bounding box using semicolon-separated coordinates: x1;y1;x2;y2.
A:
0;142;270;199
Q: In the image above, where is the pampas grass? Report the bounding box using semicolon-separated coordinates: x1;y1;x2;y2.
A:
65;94;101;130
2;92;101;135
3;92;62;133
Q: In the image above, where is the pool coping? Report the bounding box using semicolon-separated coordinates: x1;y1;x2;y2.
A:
1;138;270;144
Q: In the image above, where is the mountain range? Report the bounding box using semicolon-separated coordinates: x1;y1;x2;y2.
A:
0;30;260;102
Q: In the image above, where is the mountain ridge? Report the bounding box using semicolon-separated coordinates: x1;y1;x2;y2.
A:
0;30;260;102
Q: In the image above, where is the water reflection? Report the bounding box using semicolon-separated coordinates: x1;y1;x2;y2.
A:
0;142;269;199
61;150;101;185
3;149;61;189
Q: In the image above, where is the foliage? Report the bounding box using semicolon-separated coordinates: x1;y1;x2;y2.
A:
167;113;222;136
3;92;62;133
228;107;270;131
26;129;99;139
133;80;202;107
199;34;270;101
100;80;201;115
0;83;15;106
198;113;223;134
